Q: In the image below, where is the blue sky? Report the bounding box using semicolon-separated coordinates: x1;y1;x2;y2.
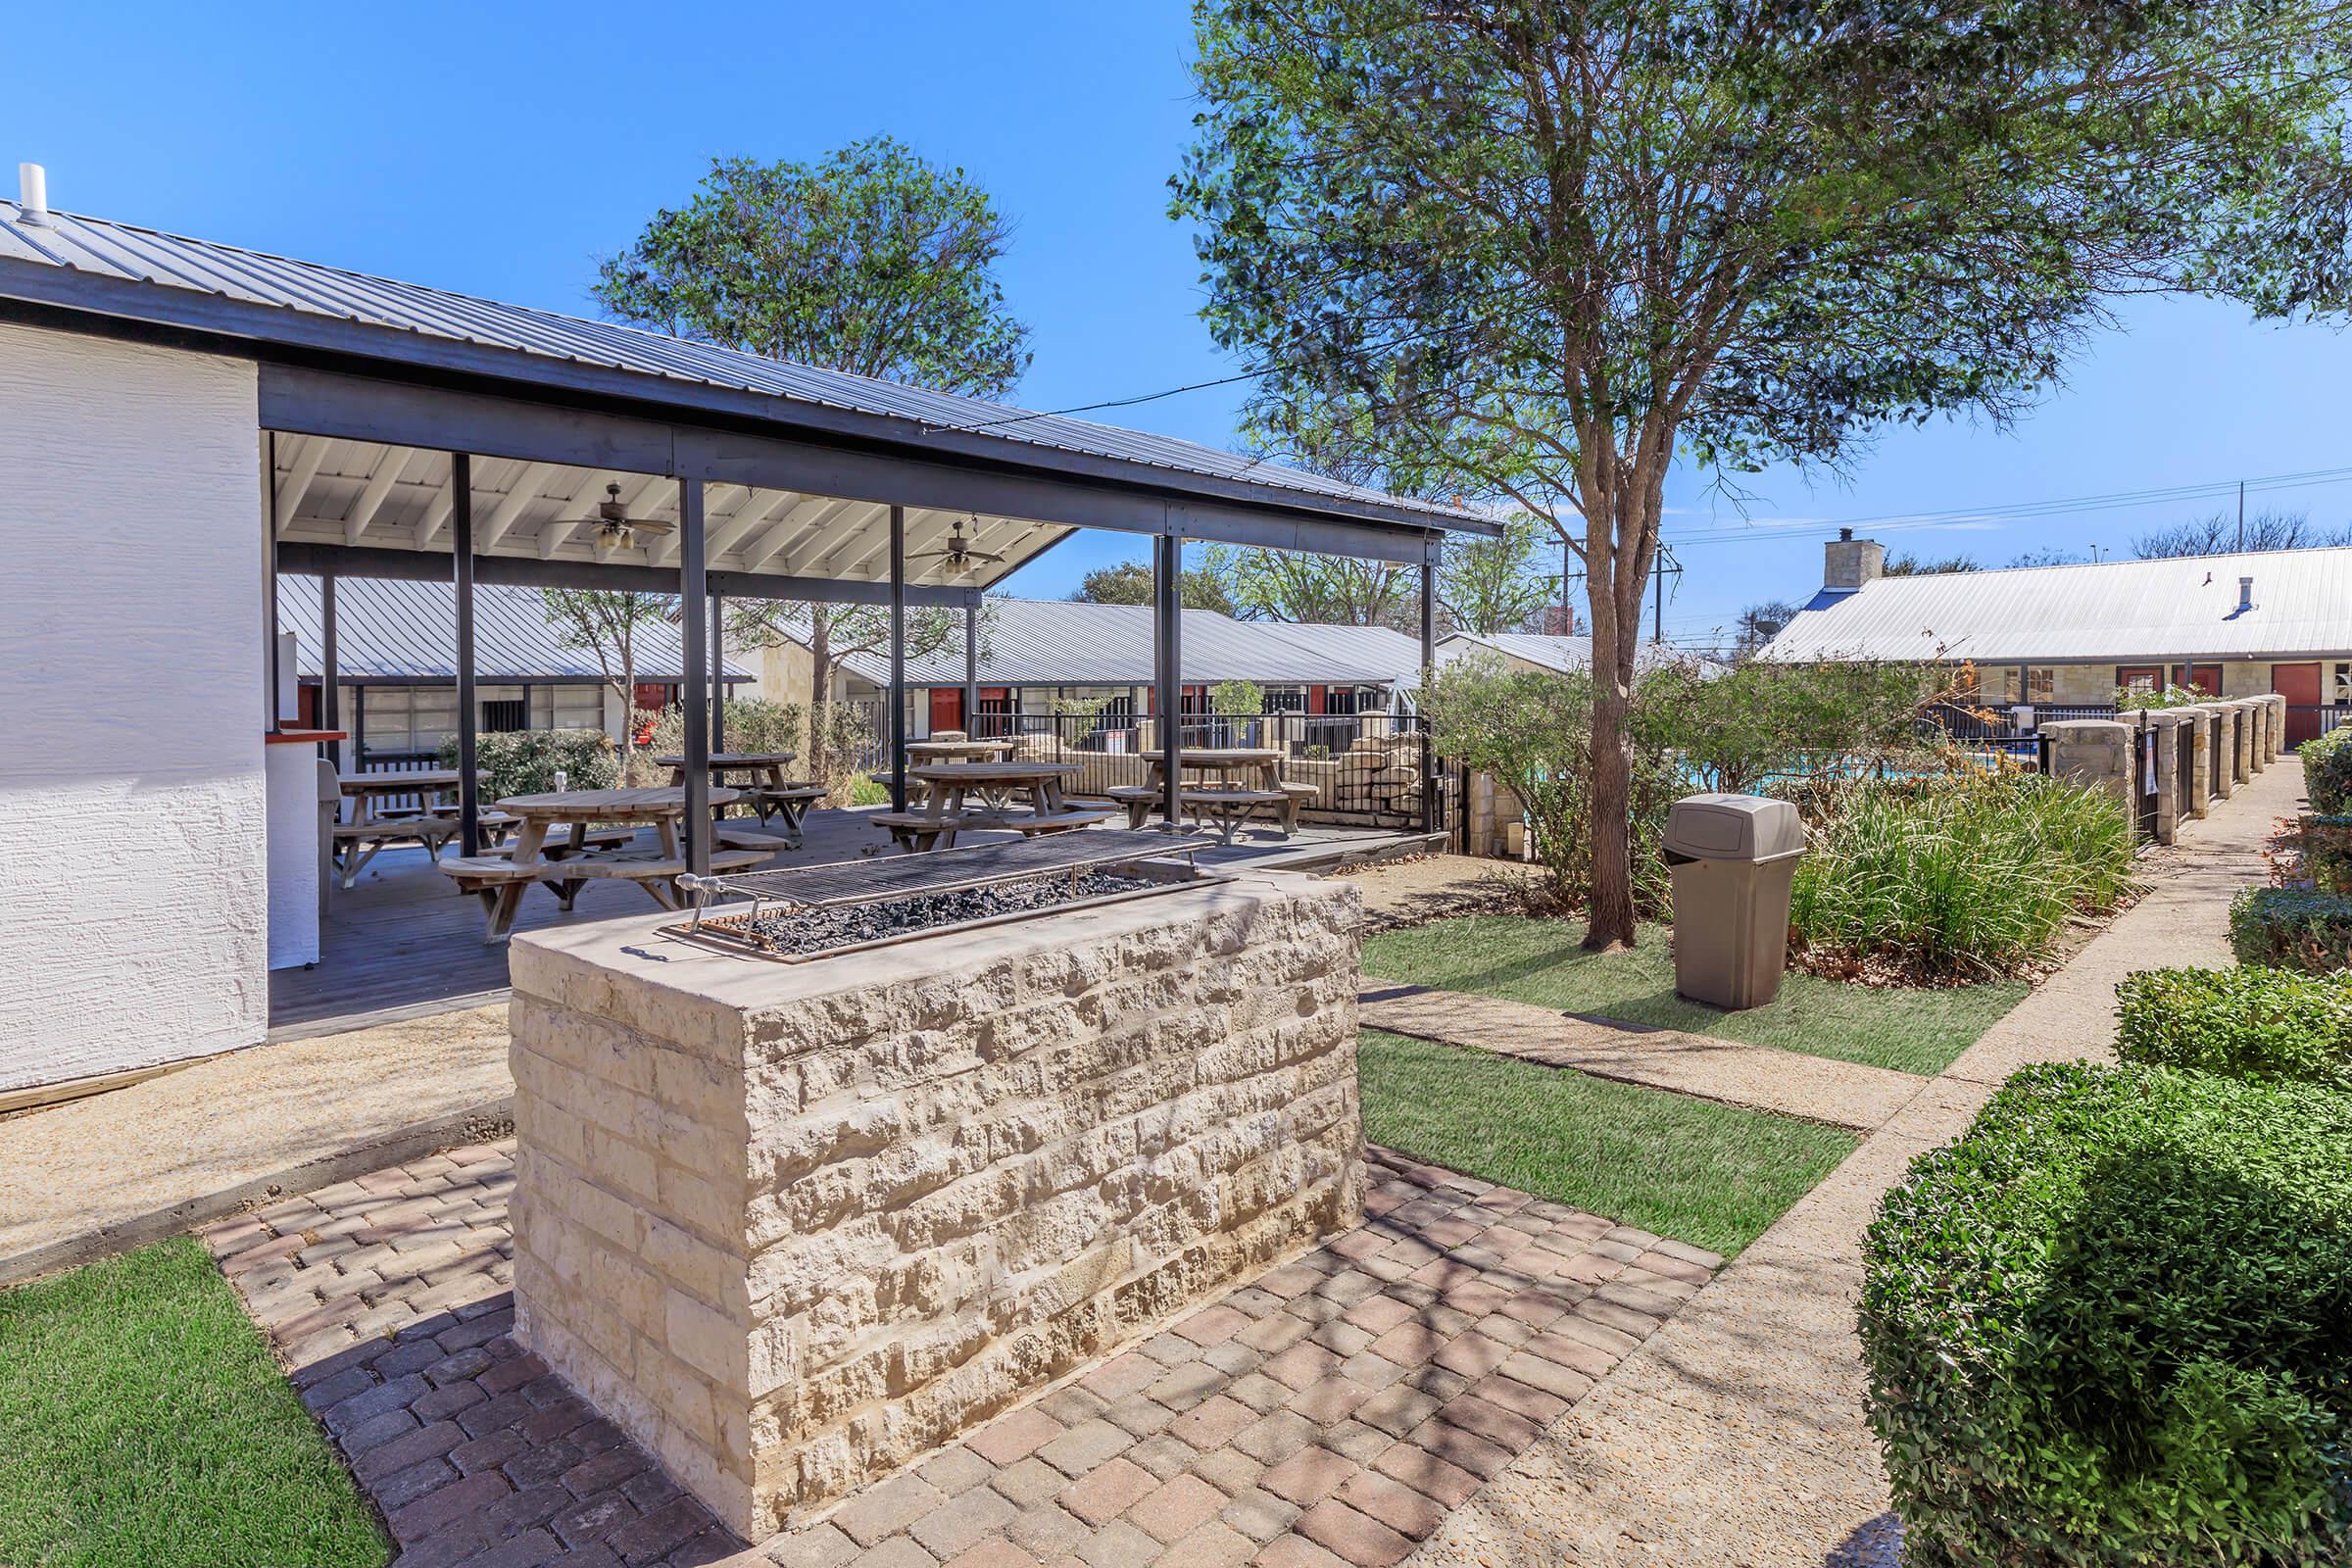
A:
18;1;2350;644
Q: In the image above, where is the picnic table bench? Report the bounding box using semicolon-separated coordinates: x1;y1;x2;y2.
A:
871;760;1109;853
751;782;829;838
1106;749;1311;838
437;786;768;941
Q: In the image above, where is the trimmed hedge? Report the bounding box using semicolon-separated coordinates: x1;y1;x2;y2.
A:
2304;726;2352;815
437;728;616;802
2115;966;2352;1091
2230;886;2352;973
1860;1063;2352;1566
2305;814;2352;895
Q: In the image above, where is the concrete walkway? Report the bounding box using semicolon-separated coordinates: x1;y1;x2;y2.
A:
1403;756;2306;1567
0;1004;512;1285
1357;987;1925;1132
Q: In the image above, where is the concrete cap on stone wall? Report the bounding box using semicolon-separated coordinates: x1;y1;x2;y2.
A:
2046;718;2132;741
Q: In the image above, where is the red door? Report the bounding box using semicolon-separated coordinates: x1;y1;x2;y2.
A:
2275;662;2323;748
2171;663;2223;697
928;688;964;736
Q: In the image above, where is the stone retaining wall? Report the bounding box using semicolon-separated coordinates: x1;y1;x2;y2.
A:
506;869;1365;1537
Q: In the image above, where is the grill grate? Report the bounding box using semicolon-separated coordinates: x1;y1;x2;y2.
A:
678;829;1219;916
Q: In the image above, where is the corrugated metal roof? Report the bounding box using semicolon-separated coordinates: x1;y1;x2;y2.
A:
1759;547;2352;663
275;574;752;683
0;199;1482;531
1436;632;1715;676
797;600;1415;688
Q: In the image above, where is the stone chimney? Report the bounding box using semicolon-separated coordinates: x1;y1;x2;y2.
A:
1824;527;1885;592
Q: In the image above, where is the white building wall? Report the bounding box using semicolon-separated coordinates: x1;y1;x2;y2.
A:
0;322;268;1092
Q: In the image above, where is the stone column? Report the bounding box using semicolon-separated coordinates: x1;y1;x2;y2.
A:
2212;707;2238;799
2046;719;2134;814
2233;699;2256;783
2267;695;2287;762
2146;710;2186;845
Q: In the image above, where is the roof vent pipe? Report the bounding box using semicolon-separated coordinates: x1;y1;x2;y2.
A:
2239;576;2255;612
17;163;51;226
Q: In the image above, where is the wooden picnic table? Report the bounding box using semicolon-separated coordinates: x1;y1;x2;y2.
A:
1110;748;1306;840
875;761;1104;852
906;737;1018;767
1139;747;1287;792
655;750;798;790
329;768;501;888
440;787;753;940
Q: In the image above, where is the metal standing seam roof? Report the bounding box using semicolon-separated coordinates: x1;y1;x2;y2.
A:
805;600;1420;689
1436;632;1721;677
0;200;1488;533
1758;547;2352;664
274;574;752;684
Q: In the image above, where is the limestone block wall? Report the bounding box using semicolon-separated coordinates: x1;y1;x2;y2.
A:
2047;718;2135;813
507;870;1365;1537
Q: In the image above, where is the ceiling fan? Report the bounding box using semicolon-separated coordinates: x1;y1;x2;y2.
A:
907;516;1007;576
557;482;674;555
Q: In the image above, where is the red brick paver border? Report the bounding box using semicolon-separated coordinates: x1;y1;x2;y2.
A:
203;1146;737;1567
204;1143;1717;1568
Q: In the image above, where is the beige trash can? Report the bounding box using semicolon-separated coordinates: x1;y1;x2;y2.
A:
1663;794;1806;1010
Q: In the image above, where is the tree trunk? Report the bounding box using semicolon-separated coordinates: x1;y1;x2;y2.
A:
1583;596;1639;953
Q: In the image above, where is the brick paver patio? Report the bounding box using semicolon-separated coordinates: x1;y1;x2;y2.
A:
203;1142;1717;1568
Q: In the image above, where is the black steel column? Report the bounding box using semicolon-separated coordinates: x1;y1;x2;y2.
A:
1420;547;1439;835
962;601;981;736
452;453;480;856
710;592;726;754
889;505;908;810
320;571;342;772
1155;533;1183;825
681;481;712;875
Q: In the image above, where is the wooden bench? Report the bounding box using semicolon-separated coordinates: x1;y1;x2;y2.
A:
476;825;633;860
560;847;772;908
1277;782;1317;833
871;806;1113;853
1180;786;1289;845
1105;785;1162;830
435;855;547;941
332;815;460;888
753;783;830;837
437;846;768;942
716;824;799;855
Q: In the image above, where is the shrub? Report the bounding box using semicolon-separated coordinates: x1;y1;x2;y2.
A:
2304;814;2352;895
2115;966;2352;1091
2304;726;2352;815
1638;657;1944;793
1860;1062;2352;1567
1788;773;2136;978
437;728;616;801
2230;887;2352;973
2114;682;2204;710
643;698;808;764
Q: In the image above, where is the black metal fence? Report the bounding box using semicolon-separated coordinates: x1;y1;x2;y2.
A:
959;709;1450;832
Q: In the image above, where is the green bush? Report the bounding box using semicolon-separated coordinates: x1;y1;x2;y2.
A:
2304;814;2352;895
437;728;616;801
2230;887;2352;973
2115;966;2352;1091
1788;774;2136;978
643;698;807;764
1860;1062;2352;1567
2304;726;2352;815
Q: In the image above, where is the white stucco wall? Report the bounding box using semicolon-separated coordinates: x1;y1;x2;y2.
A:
0;322;268;1092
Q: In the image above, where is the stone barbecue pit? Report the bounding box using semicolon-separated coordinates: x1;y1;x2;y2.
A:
505;838;1366;1540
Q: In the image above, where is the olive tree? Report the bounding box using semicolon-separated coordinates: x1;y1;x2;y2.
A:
1175;0;2352;949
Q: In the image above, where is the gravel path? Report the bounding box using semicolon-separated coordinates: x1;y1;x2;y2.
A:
0;1004;511;1285
1401;756;2305;1567
1358;985;1925;1132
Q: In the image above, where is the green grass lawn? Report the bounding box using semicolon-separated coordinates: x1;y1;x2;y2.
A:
1359;1029;1858;1258
1364;914;2025;1076
0;1238;387;1568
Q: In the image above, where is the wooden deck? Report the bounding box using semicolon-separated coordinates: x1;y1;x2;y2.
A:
269;807;1428;1040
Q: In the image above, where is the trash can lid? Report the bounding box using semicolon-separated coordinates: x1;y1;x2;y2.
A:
1662;793;1806;861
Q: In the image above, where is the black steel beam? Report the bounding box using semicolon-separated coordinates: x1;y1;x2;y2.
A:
321;572;341;771
710;593;725;754
270;542;978;607
889;505;907;812
962;602;980;738
452;452;480;856
680;482;711;876
1156;533;1183;824
252;365;1484;563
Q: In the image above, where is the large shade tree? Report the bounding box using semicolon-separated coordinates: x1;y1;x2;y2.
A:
596;137;1032;772
1175;0;2352;948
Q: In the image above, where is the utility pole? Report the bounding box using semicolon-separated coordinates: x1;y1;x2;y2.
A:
2237;480;2246;551
1650;543;1683;643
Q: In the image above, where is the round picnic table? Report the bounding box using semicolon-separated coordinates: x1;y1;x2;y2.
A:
337;768;487;823
890;761;1087;852
497;786;743;864
906;737;1017;766
1143;747;1287;790
654;750;798;788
